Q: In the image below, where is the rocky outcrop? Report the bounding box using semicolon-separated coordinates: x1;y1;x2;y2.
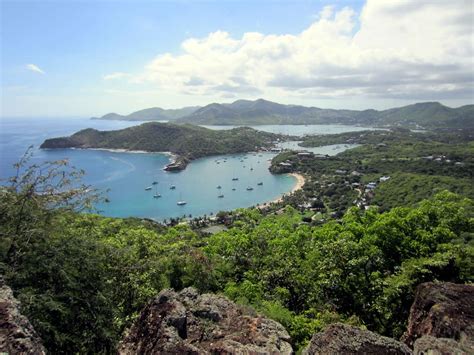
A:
302;323;411;355
402;282;474;353
164;156;189;171
413;335;473;354
0;282;46;355
118;287;292;354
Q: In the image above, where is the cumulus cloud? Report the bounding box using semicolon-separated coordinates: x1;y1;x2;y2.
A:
26;64;45;74
130;0;474;101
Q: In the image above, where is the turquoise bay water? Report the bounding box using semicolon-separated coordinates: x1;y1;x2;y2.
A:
0;118;369;220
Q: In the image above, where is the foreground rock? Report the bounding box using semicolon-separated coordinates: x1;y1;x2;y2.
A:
402;282;474;352
0;281;46;355
413;335;472;354
303;323;411;355
119;287;292;354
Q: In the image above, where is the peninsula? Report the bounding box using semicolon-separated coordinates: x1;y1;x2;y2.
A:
40;122;285;170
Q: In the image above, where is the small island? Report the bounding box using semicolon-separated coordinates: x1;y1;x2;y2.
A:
40;122;286;170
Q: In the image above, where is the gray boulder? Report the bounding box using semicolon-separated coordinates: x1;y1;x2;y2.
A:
0;282;46;355
303;323;412;355
119;287;293;354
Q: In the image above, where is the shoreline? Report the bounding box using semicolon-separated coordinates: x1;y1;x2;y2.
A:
70;147;174;156
258;173;305;208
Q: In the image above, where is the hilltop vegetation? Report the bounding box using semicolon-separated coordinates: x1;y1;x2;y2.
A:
175;99;473;129
40;122;282;160
1;155;472;353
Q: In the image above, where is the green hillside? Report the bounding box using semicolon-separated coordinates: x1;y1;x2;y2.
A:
1;156;472;353
40;122;282;160
91;106;200;121
175;99;473;128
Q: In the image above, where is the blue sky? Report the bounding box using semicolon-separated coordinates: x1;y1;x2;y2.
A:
1;0;472;117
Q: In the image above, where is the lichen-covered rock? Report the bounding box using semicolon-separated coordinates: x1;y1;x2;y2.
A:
303;323;412;355
118;287;293;354
402;282;474;349
0;282;46;355
413;335;473;355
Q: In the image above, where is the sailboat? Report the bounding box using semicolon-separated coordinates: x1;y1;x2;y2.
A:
177;193;187;205
170;185;176;190
218;193;224;198
257;182;263;186
153;185;161;198
145;186;152;191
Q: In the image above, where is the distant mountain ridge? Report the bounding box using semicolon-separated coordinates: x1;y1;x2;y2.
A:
92;106;200;121
177;99;473;129
93;99;474;129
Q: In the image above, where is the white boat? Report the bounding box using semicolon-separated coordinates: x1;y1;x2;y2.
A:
145;186;152;191
153;193;161;198
177;193;186;205
246;187;254;191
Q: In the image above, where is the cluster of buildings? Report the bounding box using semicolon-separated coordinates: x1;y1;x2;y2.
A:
422;155;463;165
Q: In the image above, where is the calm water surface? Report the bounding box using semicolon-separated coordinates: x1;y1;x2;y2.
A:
201;124;379;136
0;118;369;220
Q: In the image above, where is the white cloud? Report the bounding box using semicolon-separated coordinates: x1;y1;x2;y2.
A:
105;0;473;106
103;72;131;80
26;64;45;74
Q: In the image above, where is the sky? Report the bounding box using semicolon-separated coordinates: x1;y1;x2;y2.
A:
1;0;473;117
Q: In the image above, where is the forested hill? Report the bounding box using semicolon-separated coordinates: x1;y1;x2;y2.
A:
91;106;200;121
40;122;282;159
175;99;473;129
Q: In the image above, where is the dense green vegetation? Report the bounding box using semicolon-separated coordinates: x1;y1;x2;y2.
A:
40;122;283;160
270;129;474;215
1;154;472;353
176;99;474;129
